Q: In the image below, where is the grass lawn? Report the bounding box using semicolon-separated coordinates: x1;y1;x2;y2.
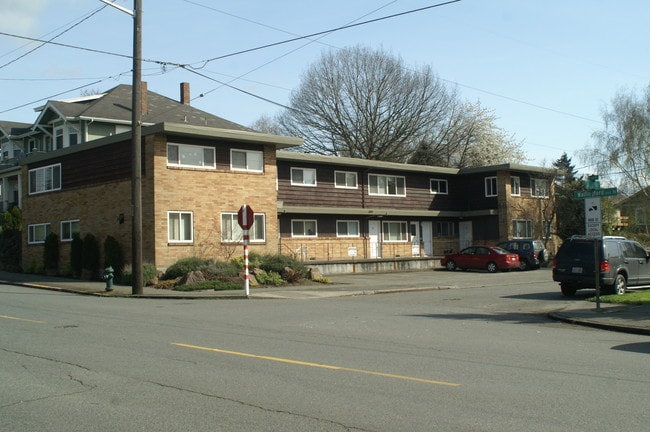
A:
590;289;650;305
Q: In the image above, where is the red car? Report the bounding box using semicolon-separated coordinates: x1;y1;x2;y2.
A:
441;246;520;273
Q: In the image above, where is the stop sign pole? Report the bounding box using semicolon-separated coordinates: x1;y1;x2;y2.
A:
237;204;254;297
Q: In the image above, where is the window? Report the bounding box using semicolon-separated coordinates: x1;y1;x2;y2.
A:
531;178;549;198
29;164;61;194
511;176;520;196
336;220;360;237
28;223;50;244
369;174;406;196
54;126;64;150
291;167;317;186
382;221;408;242
485;176;497;197
430;179;448;194
168;211;193;243
167;143;215;168
221;212;266;242
436;221;457;237
334;171;358;189
512;219;533;238
292;219;317;237
231;149;263;172
60;220;80;242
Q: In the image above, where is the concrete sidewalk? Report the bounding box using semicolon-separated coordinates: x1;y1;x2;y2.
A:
1;270;649;336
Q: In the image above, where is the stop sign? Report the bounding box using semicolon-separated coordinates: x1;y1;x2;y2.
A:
237;204;255;230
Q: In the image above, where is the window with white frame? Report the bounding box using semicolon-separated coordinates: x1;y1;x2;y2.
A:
291;167;317;186
382;221;408;242
531;178;549;198
60;220;80;242
511;176;520;196
430;178;448;194
167;143;215;168
231;149;263;172
54;126;64;150
369;174;406;196
485;176;497;197
336;220;360;237
436;221;457;237
168;211;193;243
68;125;80;146
29;163;61;194
28;223;50;244
292;219;317;237
221;212;265;242
334;171;358;189
512;219;533;238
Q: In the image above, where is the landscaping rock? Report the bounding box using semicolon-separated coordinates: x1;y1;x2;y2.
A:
179;270;205;286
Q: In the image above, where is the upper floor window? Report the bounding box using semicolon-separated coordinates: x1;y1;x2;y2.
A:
531;178;549;198
291;167;317;186
221;212;266;242
430;178;448;194
336;220;360;237
167;143;215;168
485;176;497;197
60;219;80;242
511;176;520;196
54;126;64;150
231;149;263;172
382;221;408;242
334;171;358;189
369;174;406;196
28;223;50;244
292;219;317;237
29;163;61;195
168;211;193;243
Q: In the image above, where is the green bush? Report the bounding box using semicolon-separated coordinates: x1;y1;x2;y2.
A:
256;270;286;286
121;262;158;285
0;228;21;272
69;234;83;278
173;279;242;291
201;260;239;279
163;257;210;280
259;254;307;280
43;232;59;274
230;252;263;270
81;234;100;279
103;235;124;278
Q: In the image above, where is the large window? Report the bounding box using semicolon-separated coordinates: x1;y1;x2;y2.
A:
531;178;549;198
231;149;263;172
485;176;497;197
430;179;448;194
60;220;80;242
168;211;193;243
291;167;317;186
28;223;50;244
292;219;317;237
382;221;408;242
167;143;215;168
54;126;64;150
221;212;265;242
512;219;533;238
436;221;457;237
336;220;360;237
334;171;358;189
369;174;406;196
511;176;520;196
29;164;61;195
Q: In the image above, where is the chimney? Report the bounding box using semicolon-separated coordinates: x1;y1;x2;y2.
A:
141;81;148;115
180;82;190;105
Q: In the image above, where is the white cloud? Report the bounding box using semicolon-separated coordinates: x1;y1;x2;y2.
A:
0;0;48;34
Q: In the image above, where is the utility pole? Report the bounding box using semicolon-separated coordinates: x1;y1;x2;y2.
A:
100;0;143;295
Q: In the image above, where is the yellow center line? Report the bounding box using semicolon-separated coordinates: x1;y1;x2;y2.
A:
0;314;45;324
172;342;460;387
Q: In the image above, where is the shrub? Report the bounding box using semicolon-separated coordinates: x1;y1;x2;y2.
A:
230;252;263;270
0;228;21;272
43;232;59;274
69;234;83;278
121;262;159;286
173;279;242;292
103;235;124;278
162;257;210;280
201;260;239;279
259;254;307;280
256;270;286;286
81;234;100;279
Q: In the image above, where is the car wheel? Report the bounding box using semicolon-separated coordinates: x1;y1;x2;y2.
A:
560;284;577;297
445;260;456;271
519;260;528;271
612;274;627;295
486;262;498;273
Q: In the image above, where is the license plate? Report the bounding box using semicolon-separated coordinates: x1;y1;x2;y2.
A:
571;267;583;274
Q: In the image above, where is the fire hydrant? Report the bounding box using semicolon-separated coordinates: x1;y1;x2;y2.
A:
103;266;114;292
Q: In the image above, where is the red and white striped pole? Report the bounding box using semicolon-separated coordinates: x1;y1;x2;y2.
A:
238;204;254;298
243;229;250;297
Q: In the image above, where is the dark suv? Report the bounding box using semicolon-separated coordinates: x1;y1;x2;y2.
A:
497;239;547;270
552;236;650;296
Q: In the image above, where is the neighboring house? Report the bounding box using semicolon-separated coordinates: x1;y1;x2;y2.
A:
615;187;650;233
276;151;556;261
3;82;556;273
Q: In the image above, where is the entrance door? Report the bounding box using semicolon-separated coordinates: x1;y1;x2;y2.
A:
369;220;381;259
459;221;473;250
410;222;420;257
421;221;433;256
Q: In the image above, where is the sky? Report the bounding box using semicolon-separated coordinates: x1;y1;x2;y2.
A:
1;0;649;175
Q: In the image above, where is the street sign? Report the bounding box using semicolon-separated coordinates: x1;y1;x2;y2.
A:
585;197;602;237
237;204;255;230
574;188;617;199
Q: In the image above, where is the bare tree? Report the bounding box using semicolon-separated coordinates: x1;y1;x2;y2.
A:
278;46;455;162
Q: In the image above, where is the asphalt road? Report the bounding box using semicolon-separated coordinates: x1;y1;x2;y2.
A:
1;270;648;432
